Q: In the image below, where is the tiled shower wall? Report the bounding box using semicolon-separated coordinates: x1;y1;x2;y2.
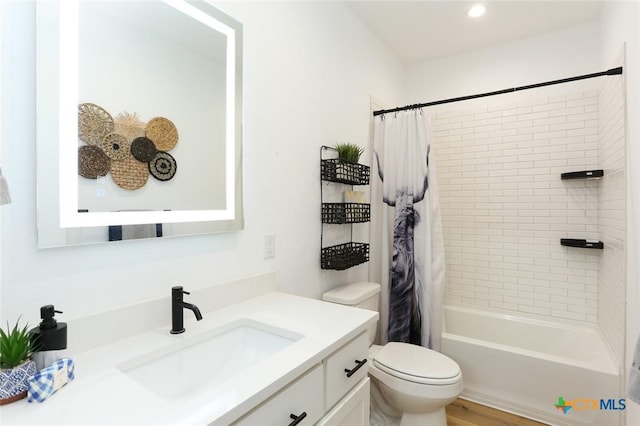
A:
433;90;604;323
598;69;626;362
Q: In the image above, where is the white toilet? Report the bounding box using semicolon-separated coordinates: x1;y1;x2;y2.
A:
322;282;463;426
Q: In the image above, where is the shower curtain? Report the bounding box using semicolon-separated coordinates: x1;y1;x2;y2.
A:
373;108;445;351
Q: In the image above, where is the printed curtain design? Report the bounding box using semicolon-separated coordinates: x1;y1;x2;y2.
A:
373;108;445;350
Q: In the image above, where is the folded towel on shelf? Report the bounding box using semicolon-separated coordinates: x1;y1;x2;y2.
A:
27;358;75;403
629;336;640;404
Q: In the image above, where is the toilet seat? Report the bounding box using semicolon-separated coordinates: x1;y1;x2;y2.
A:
373;342;462;385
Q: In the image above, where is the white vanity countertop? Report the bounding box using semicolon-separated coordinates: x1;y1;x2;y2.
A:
1;292;377;425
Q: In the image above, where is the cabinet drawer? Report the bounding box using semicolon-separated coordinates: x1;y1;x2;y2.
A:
324;332;369;410
317;377;370;426
233;364;323;426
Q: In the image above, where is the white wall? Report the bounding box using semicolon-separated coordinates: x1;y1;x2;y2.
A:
0;2;404;324
406;21;607;319
405;21;602;105
432;90;603;322
597;53;626;367
598;2;640;425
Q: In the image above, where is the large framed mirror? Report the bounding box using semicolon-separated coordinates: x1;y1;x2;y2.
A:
36;0;243;248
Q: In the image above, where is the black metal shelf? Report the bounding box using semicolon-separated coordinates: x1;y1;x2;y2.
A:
322;203;370;224
320;146;370;271
560;239;603;249
321;242;370;270
560;170;603;180
321;159;370;185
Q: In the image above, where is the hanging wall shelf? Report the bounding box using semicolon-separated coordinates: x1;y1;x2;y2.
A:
322;203;371;224
320;146;370;270
560;170;604;180
321;242;370;270
560;239;604;249
321;158;370;186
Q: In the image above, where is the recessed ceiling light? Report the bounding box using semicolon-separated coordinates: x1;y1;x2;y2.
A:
468;4;486;18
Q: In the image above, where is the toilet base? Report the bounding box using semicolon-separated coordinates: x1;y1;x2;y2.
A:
370;373;451;426
369;362;461;426
399;409;446;426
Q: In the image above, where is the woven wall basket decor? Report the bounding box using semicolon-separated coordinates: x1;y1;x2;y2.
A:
145;117;178;151
130;137;158;162
78;145;111;179
102;132;131;161
78;103;114;146
110;155;149;190
114;112;146;142
149;151;177;181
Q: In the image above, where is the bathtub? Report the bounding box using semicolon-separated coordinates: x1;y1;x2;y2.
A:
440;305;622;426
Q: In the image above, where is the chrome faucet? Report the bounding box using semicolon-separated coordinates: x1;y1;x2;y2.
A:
170;286;203;334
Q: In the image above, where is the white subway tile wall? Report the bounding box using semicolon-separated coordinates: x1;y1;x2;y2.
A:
432;90;609;323
598;69;626;364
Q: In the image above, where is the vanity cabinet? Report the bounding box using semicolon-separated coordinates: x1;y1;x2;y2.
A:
232;331;370;426
319;331;370;426
0;289;378;426
324;332;369;408
232;364;324;426
317;378;370;426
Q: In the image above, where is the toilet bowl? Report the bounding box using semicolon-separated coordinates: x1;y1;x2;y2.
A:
323;282;464;426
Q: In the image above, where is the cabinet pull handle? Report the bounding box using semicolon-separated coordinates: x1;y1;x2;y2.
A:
288;411;307;426
344;358;367;378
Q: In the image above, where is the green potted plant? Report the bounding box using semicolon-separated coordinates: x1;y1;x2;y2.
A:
335;143;364;164
335;143;365;181
0;318;38;405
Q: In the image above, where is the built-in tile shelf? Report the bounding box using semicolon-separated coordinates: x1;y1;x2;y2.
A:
560;170;604;180
560;238;604;249
559;170;604;251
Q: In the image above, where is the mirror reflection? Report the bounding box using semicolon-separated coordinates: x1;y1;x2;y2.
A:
36;0;243;248
77;1;226;213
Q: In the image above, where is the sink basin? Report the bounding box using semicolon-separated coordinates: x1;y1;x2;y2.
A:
119;319;302;400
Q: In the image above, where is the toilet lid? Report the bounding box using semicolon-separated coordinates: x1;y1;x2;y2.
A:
373;342;461;385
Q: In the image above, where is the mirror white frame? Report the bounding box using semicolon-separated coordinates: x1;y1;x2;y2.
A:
36;0;243;247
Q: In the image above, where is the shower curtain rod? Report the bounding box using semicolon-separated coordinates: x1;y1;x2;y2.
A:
373;66;623;117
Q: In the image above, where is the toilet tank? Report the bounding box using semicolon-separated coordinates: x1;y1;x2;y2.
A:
322;282;381;344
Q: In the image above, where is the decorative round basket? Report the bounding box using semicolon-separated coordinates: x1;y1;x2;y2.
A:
110;155;149;190
0;360;36;405
149;151;177;181
102;132;131;161
145;117;178;151
78;103;114;146
114;111;146;142
78;145;111;179
130;137;158;162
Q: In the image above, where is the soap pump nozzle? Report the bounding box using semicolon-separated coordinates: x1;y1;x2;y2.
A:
39;305;63;329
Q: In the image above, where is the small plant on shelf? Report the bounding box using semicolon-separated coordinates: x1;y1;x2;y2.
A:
0;318;39;405
335;143;364;164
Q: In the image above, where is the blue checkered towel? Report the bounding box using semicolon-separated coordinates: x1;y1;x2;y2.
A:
27;358;75;403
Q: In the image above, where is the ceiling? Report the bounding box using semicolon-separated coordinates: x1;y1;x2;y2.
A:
347;1;603;64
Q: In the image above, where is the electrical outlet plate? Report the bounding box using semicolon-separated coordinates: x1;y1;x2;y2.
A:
264;234;275;259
